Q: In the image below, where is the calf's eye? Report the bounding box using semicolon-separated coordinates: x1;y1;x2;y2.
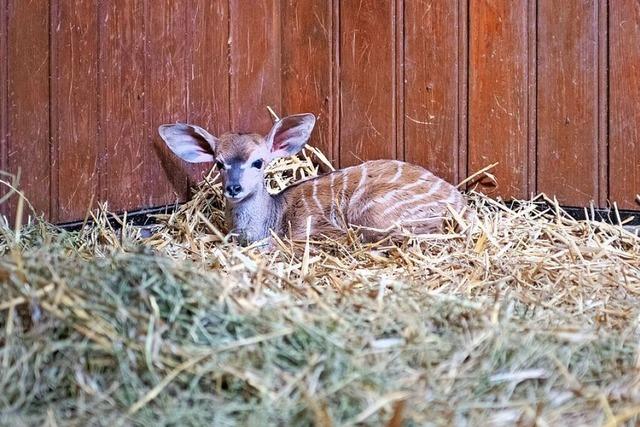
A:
215;161;225;170
252;159;264;169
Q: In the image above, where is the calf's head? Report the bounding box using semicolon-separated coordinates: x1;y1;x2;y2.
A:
158;113;316;203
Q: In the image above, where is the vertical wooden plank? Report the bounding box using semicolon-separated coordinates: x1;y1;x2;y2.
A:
404;0;459;184
331;0;340;165
100;0;146;213
6;0;51;219
281;0;333;162
339;0;396;166
0;0;7;215
610;0;640;210
229;0;281;135
597;0;607;207
50;0;58;221
458;0;468;185
537;0;598;207
527;0;537;197
395;0;404;163
54;0;99;222
186;0;230;184
145;0;188;206
468;0;529;199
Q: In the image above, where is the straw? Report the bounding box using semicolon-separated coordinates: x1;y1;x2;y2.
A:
1;145;639;426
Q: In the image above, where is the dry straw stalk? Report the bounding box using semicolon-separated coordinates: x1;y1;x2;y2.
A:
1;147;639;426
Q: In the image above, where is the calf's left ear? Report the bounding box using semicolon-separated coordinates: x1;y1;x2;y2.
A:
265;113;316;160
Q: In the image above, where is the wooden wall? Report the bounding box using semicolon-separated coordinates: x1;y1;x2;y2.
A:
1;0;639;224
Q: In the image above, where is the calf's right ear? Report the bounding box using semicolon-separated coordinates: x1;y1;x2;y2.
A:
158;123;218;163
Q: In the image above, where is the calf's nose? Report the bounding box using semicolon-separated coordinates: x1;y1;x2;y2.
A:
225;184;243;197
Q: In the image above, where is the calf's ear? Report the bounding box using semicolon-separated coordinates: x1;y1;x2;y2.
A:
158;123;218;163
265;113;316;160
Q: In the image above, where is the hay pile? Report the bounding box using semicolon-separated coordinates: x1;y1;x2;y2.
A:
1;148;640;426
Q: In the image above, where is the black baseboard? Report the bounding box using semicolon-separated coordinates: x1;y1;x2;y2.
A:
56;199;639;232
57;204;180;232
503;199;639;226
553;206;639;226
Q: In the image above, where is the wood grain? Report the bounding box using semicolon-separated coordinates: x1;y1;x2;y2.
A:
55;0;99;222
186;0;229;184
468;0;529;199
597;0;607;207
6;0;51;220
100;0;147;213
145;0;189;206
404;0;460;184
331;0;340;164
457;0;469;185
609;0;640;209
0;0;7;213
395;0;404;163
281;0;333;163
2;0;640;223
229;0;281;135
537;0;598;207
527;0;537;197
339;0;396;166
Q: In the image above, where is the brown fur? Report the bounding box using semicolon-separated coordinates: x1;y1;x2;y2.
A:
277;160;466;242
215;133;263;163
157;116;468;246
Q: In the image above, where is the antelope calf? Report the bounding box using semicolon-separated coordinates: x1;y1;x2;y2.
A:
158;114;467;246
